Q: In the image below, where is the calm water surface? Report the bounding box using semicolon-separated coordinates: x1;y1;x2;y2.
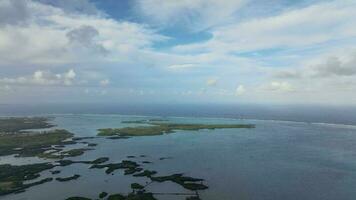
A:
1;114;356;200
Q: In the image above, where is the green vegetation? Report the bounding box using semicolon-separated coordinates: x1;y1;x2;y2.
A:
99;192;108;198
98;122;255;137
150;174;208;191
39;148;93;159
133;170;157;178
0;117;54;133
125;167;143;175
56;174;80;182
107;192;156;200
57;157;109;167
121;119;168;124
66;197;91;200
91;160;140;174
0;129;73;157
131;183;144;190
68;191;157;200
50;170;61;174
0;163;54;195
186;197;201;200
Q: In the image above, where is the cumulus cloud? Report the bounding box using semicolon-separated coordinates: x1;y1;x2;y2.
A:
235;85;246;96
206;78;218;86
168;63;198;70
274;53;356;79
0;85;11;92
0;0;30;26
311;55;356;77
0;0;166;64
0;69;77;86
66;25;108;55
99;79;110;86
262;81;295;92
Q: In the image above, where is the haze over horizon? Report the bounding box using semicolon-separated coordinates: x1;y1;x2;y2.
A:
1;0;356;105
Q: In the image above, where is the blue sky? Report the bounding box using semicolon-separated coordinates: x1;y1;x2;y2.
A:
0;0;356;105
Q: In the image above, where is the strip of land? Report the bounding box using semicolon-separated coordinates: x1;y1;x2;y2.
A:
0;129;73;157
0;117;54;133
98;121;255;136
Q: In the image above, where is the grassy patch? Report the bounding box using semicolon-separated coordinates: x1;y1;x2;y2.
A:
98;122;255;137
0;129;73;157
0;163;54;195
0;117;54;133
56;174;80;182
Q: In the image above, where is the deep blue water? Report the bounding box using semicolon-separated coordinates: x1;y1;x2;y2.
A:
1;103;356;125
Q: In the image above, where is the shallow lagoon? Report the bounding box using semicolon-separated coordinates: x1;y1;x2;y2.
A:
1;114;356;200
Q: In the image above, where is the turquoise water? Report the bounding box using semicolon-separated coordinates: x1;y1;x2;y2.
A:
1;114;356;200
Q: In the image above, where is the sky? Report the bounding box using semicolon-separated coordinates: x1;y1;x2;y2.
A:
0;0;356;105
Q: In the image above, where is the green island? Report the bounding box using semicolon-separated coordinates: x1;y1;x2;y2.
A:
90;159;208;191
0;157;109;195
0;117;54;133
0;129;74;157
98;121;255;137
0;117;96;160
38;148;94;159
56;174;80;182
0;163;54;195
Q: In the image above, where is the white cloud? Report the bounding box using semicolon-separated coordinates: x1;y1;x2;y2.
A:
235;85;246;96
0;0;30;26
168;63;198;70
174;0;356;53
0;69;77;86
273;52;356;79
262;81;295;92
36;0;100;15
0;0;167;65
0;84;11;93
99;79;110;86
135;0;246;31
206;78;218;86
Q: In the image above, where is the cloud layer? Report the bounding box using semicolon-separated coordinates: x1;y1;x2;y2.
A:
1;0;356;105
